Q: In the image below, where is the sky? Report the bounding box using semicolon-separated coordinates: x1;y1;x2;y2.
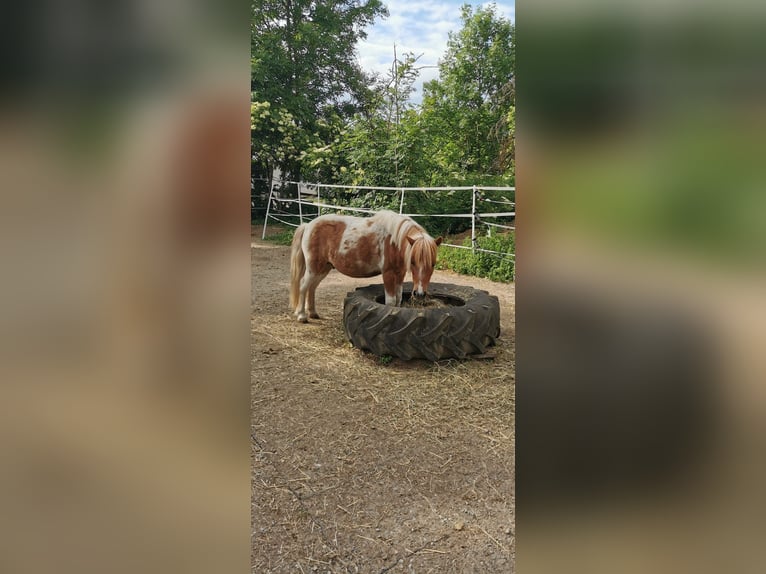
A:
355;1;515;104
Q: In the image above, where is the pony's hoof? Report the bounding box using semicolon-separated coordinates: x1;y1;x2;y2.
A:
309;312;321;319
297;314;308;323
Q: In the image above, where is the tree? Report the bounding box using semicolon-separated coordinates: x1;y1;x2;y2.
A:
439;4;515;107
344;49;426;187
251;0;387;179
300;48;429;189
420;4;515;182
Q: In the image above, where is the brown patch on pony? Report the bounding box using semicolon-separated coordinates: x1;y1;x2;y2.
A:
307;220;347;274
332;234;381;277
332;231;382;277
384;237;407;277
382;238;407;297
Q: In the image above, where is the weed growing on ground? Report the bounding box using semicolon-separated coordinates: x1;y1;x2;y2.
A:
263;227;295;246
436;232;515;282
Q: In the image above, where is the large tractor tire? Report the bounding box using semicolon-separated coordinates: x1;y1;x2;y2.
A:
343;282;501;361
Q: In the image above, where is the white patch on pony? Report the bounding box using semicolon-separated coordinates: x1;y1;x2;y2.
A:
337;221;386;258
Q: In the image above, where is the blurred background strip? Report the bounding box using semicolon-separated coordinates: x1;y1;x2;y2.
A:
0;2;250;574
517;1;766;573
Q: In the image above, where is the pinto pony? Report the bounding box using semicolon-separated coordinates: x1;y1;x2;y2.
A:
289;210;442;323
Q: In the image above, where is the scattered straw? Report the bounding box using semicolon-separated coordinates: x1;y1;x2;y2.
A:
252;238;515;571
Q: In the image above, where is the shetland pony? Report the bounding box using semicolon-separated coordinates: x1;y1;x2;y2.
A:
289;210;442;323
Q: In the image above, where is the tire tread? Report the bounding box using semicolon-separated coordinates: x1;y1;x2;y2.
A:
343;282;500;361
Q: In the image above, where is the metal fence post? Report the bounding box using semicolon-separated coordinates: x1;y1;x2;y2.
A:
399;188;405;214
261;178;276;239
297;182;304;224
471;185;477;252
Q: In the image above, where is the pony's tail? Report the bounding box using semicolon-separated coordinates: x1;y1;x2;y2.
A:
289;224;307;309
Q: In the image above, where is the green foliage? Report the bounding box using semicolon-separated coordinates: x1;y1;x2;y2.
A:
405;190;473;236
420;4;515;183
263;227;296;246
251;0;388;178
251;101;320;178
441;4;515;104
498;103;516;175
251;2;515;202
301;50;429;187
436;232;515;283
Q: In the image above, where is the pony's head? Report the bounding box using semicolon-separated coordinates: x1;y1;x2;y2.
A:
407;234;443;296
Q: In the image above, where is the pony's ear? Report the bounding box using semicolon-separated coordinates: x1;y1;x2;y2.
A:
407;236;416;246
435;236;443;246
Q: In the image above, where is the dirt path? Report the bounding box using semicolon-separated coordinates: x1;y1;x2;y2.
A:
252;234;515;573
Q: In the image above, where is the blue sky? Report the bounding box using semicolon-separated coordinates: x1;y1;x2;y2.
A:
355;1;515;104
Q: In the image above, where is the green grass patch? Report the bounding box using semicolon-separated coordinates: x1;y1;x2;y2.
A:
436;232;515;283
263;227;296;246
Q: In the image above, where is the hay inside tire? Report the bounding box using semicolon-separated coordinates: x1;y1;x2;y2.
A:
343;282;501;361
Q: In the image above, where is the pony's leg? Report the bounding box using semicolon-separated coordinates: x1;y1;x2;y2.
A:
306;269;330;319
295;271;313;323
396;283;404;306
382;272;398;306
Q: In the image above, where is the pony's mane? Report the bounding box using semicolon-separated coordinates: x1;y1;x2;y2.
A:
372;210;436;272
409;235;438;269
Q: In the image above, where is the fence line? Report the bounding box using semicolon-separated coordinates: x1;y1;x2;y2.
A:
279;180;479;192
267;214;301;228
480;197;515;206
262;180;515;261
268;197;379;215
482;220;516;231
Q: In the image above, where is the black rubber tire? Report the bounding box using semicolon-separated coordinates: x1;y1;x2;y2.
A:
343;282;501;361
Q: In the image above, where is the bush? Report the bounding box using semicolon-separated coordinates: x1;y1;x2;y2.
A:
263;227;295;246
436;232;515;283
407;188;515;237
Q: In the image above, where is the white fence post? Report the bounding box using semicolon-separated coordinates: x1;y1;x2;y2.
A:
297;182;304;224
471;185;477;252
399;188;405;214
261;178;276;240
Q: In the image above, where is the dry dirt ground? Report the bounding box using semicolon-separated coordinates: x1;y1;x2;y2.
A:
252;227;515;573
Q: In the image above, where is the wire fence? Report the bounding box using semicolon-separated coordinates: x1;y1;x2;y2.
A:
261;180;515;259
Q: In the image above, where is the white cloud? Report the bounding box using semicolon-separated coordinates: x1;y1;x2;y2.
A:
356;1;515;104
